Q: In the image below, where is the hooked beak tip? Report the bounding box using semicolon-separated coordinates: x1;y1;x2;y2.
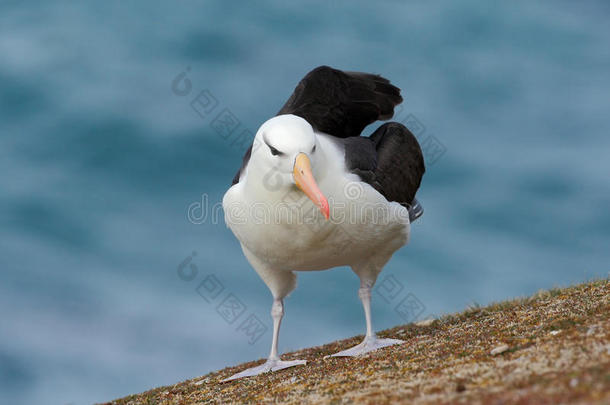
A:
321;198;330;220
293;153;330;220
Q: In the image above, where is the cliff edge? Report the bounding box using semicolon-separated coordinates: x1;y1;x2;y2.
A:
106;279;609;404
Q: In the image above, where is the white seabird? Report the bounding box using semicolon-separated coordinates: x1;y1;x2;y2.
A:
222;66;425;380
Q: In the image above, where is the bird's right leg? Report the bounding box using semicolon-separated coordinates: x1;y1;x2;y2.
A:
268;298;284;361
222;298;306;381
222;252;306;381
266;298;307;368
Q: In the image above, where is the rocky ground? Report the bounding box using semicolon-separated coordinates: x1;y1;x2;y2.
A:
106;279;609;404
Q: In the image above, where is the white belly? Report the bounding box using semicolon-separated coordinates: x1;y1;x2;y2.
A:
223;165;410;272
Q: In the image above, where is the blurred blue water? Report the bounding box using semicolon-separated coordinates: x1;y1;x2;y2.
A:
1;1;609;404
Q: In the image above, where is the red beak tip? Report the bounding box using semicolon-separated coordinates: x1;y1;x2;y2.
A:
321;202;330;220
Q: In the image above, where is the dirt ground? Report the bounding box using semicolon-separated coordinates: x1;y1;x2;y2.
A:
106;279;609;404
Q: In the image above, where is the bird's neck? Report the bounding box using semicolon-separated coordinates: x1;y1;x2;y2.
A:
242;162;294;205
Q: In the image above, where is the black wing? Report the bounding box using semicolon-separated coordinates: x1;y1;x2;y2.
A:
278;65;403;138
343;122;425;221
232;65;403;185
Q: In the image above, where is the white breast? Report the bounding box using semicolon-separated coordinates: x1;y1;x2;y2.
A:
222;133;410;272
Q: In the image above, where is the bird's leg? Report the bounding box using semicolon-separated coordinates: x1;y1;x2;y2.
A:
359;285;376;341
268;298;284;360
329;280;404;357
222;298;306;381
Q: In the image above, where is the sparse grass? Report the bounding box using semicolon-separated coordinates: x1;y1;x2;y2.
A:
104;279;609;405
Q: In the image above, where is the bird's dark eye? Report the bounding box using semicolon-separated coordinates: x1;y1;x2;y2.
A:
269;145;282;156
311;145;316;153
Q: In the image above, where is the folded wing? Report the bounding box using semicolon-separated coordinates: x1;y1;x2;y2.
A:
342;122;425;220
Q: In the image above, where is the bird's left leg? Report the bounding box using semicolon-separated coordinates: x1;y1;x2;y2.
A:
330;278;403;357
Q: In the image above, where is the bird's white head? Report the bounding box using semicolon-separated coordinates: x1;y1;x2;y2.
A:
247;114;329;219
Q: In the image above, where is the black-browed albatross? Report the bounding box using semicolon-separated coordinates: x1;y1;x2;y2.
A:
222;66;425;380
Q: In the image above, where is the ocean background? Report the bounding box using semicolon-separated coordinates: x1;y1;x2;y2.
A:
1;1;609;404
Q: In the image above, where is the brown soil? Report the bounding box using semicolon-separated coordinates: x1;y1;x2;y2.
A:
105;279;610;404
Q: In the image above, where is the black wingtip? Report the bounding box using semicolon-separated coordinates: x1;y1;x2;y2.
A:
408;198;424;222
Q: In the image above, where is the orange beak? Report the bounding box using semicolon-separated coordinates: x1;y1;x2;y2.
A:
293;153;330;220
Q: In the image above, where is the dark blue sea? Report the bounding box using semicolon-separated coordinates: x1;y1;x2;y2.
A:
1;1;609;404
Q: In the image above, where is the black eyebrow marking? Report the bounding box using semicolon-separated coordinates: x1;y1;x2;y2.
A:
262;133;284;156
